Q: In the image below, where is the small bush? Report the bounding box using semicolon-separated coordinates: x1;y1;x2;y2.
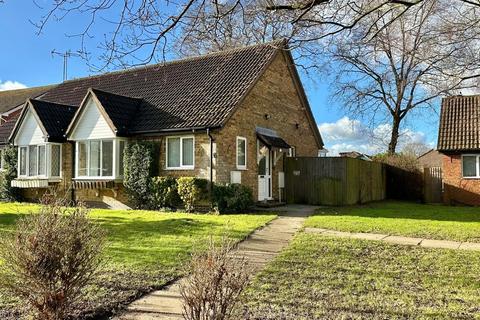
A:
0;198;105;320
180;238;250;320
123;141;158;209
150;176;182;209
177;177;209;212
213;184;254;213
0;145;19;201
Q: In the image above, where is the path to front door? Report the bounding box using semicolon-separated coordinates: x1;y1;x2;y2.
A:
115;205;319;319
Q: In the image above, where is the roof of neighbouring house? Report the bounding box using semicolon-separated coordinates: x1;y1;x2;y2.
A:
339;151;372;161
40;40;291;134
0;85;55;115
437;95;480;152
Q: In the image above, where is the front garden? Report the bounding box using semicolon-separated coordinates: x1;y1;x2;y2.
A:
0;202;275;319
306;201;480;242
243;233;480;319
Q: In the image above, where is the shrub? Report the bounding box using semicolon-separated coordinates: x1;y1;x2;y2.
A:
0;145;19;201
180;237;250;320
123;141;158;209
213;184;254;213
0;198;105;320
177;177;209;212
372;152;420;173
150;176;182;209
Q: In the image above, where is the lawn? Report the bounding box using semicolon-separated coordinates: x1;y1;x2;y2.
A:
0;202;275;319
243;233;480;319
305;201;480;242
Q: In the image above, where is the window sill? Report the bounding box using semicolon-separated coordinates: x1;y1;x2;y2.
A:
462;176;480;179
236;167;248;171
16;177;61;182
74;177;123;182
165;167;195;171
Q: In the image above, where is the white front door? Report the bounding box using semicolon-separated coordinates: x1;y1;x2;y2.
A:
258;145;272;201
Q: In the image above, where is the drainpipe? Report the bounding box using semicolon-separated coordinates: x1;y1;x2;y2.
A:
207;128;215;193
70;141;76;205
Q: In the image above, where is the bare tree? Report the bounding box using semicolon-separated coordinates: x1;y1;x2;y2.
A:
33;0;480;69
330;0;478;153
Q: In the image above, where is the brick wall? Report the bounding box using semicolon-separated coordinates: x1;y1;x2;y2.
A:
442;153;480;205
214;52;321;200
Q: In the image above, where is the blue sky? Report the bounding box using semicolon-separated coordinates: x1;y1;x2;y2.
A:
0;1;439;154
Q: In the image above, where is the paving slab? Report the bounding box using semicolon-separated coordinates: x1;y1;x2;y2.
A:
458;242;480;251
420;239;461;250
381;235;423;246
349;232;388;241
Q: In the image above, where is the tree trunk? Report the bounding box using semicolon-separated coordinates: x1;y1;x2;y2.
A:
388;116;401;154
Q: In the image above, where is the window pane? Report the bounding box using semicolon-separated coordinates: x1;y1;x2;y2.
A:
89;141;101;176
102;140;113;176
78;142;87;176
119;141;125;176
19;147;27;176
237;138;246;167
463;156;477;177
28;145;37;176
167;138;180;168
182;138;194;166
38;145;46;176
51;145;61;177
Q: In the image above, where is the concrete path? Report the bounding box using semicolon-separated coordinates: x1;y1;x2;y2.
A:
115;206;317;320
305;227;480;251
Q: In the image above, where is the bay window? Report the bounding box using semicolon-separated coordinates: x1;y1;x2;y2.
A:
17;144;62;178
462;155;480;178
75;139;125;179
166;136;194;169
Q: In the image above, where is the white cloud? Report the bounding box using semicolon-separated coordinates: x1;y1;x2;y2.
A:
0;80;27;91
318;116;433;156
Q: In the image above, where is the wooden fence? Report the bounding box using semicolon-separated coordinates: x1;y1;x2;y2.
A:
285;157;386;206
424;167;443;203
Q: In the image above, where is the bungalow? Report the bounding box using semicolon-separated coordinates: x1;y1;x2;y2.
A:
6;40;324;207
437;95;480;205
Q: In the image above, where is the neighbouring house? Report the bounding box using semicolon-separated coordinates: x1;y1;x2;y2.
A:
6;40;324;207
339;151;372;161
0;86;55;167
417;149;443;169
438;95;480;205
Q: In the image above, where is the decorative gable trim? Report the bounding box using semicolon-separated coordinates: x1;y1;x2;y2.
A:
9;100;48;144
65;88;118;139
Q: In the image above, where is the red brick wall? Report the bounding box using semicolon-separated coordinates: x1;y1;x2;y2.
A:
442;153;480;205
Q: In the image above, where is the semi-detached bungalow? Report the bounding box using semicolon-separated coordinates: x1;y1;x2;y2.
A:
5;40;324;208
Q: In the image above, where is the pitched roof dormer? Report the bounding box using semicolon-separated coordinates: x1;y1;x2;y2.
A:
9;99;77;144
66;88;142;140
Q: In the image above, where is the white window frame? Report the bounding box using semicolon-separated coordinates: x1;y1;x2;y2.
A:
75;139;124;180
462;154;480;178
166;136;195;170
17;143;62;179
236;136;247;170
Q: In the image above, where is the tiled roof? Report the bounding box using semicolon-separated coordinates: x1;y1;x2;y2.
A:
0;85;55;114
89;88;142;135
40;41;285;134
0;111;21;145
29;99;78;142
438;95;480;152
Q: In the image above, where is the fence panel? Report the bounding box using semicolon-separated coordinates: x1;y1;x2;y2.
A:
424;167;443;203
285;157;386;206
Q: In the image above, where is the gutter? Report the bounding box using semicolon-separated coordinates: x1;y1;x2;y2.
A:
132;125;222;136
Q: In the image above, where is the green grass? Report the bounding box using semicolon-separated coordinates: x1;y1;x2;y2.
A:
0;202;275;319
244;233;480;319
305;201;480;242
